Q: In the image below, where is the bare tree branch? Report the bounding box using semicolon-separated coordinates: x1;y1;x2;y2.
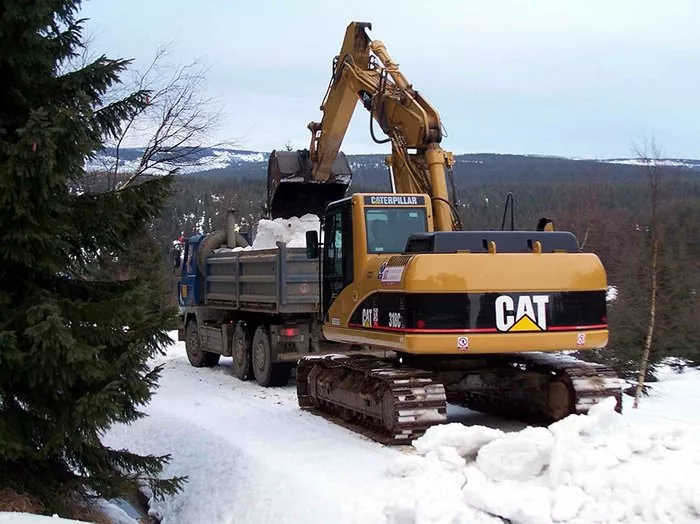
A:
87;42;230;191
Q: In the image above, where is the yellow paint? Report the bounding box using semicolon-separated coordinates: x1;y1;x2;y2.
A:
324;326;609;355
509;315;542;332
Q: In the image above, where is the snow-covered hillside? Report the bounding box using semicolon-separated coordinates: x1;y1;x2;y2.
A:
93;336;700;524
85;148;267;175
602;158;700;169
84;146;700;177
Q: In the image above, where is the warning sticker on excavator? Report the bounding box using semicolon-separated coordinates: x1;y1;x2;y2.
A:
495;294;550;332
457;336;469;350
377;261;387;280
381;266;404;283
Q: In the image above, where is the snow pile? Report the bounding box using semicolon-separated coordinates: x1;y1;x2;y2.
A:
252;213;320;249
386;397;700;523
220;214;321;253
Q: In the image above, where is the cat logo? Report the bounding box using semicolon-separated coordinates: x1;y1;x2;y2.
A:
362;308;372;327
495;295;550;332
361;308;379;328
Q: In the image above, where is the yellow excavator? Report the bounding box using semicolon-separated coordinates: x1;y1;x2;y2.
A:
268;22;621;443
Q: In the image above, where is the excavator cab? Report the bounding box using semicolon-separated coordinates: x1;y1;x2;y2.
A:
267;149;353;219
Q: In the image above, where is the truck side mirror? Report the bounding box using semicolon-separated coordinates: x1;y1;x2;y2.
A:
306;230;319;259
172;246;182;275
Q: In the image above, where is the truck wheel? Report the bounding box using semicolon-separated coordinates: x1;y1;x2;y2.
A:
185;320;221;368
232;321;253;381
252;325;293;387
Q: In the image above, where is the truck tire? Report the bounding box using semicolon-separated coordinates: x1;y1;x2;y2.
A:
252;325;293;387
185;320;221;368
232;321;253;381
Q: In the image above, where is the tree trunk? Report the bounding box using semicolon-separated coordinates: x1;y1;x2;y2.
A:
633;237;659;408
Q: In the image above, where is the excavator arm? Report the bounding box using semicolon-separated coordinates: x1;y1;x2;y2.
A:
268;22;458;231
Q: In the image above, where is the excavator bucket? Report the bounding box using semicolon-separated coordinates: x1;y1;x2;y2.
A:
267;149;352;219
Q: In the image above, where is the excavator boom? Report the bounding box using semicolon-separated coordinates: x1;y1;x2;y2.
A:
268;22;456;230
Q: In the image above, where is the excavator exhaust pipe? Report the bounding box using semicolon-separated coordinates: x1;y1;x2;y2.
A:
267;149;353;219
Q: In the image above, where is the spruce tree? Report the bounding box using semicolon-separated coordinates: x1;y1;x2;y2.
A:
0;0;184;511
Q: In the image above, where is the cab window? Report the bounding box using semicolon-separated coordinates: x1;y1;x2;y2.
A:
365;207;428;254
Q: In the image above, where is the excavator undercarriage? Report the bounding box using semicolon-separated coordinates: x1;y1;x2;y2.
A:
296;352;622;444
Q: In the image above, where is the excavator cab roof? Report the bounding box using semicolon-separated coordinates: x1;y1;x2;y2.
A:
405;231;580;254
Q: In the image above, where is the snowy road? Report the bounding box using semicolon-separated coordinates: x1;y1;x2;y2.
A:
104;336;700;524
104;340;405;524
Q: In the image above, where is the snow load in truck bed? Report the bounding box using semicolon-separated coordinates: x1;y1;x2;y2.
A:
216;214;320;252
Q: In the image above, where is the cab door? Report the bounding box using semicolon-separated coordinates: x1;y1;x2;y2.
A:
322;201;354;322
179;241;200;307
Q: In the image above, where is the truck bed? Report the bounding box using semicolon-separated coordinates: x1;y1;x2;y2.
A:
204;242;320;314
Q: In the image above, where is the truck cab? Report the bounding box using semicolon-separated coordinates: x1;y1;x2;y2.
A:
174;234;205;311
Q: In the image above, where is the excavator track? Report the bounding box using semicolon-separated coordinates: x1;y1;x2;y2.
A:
296;354;447;445
440;352;623;425
297;352;623;446
510;352;623;415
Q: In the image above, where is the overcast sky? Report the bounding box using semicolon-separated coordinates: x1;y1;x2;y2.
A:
80;0;699;159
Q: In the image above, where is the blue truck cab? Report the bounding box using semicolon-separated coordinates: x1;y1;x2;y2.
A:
175;234;205;311
175;231;253;312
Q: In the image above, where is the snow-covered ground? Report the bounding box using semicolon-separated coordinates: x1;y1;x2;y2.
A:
0;515;85;523
4;345;698;523
101;338;400;524
0;498;135;524
95;338;700;524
